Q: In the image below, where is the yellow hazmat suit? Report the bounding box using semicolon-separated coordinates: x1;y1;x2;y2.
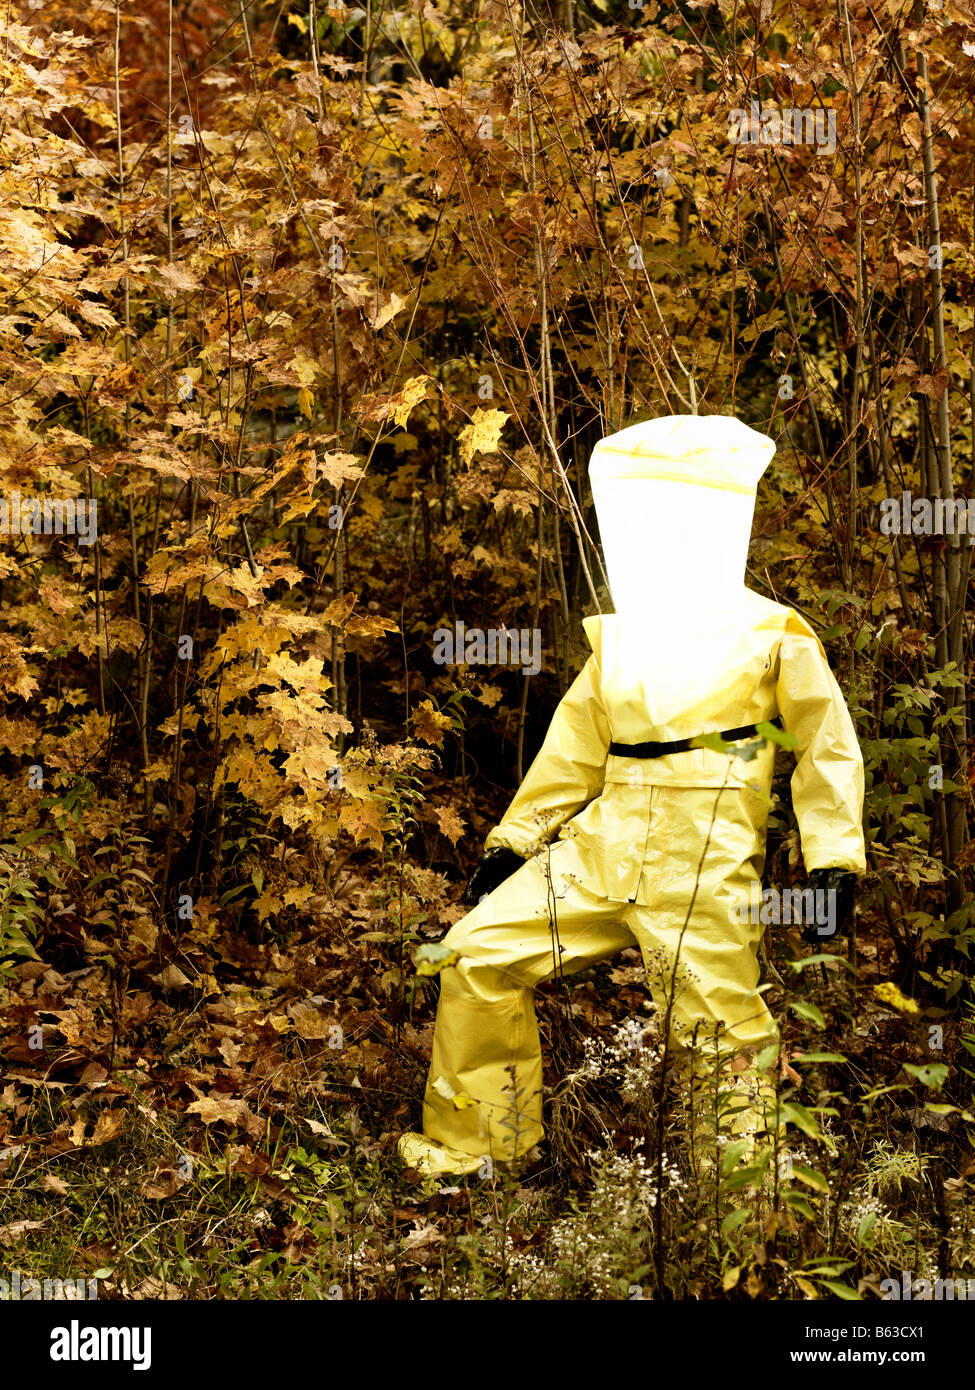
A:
399;415;866;1177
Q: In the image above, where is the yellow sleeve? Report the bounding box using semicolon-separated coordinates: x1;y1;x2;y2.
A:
776;611;867;874
484;654;610;856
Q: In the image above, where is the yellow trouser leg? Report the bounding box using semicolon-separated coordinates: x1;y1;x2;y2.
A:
409;848;636;1172
631;786;781;1173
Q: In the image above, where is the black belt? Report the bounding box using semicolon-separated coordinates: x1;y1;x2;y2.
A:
609;717;782;760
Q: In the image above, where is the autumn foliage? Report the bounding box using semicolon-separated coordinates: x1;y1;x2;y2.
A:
1;0;974;1301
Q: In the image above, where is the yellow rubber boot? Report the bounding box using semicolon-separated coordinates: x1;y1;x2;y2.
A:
396;1132;488;1178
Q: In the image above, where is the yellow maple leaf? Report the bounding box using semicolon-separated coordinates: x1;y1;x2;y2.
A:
367;290;407;330
431;1075;478;1110
434;804;466;845
253;890;284;924
90;1110;126;1145
260;1013;293;1033
316;450;363;488
458;407;510;466
289;1004;335;1040
413;698;452;745
873;981;920;1015
283;885;316;908
392;375;434;429
187;1095;247;1125
474;683;503;708
321;592;357;627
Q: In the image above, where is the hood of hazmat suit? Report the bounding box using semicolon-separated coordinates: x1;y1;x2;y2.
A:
400;414;867;1177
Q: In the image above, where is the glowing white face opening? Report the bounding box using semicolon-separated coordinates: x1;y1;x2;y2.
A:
588;415;775;632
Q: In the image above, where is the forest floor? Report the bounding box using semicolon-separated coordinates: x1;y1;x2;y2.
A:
2;864;973;1300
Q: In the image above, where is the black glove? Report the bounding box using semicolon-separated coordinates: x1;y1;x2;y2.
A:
463;848;523;906
802;867;857;942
